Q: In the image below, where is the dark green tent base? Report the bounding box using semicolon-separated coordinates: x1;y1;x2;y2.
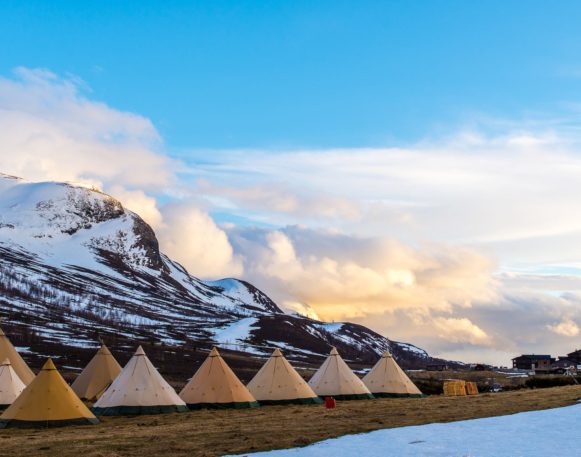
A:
92;404;189;416
370;392;425;398
257;397;324;406
0;417;100;429
186;401;260;410
319;393;375;401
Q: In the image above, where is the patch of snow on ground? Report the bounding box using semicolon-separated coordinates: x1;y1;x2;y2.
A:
319;323;344;332
396;342;428;357
211;317;258;345
232;404;581;457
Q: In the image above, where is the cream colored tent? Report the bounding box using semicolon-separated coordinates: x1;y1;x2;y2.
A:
0;359;25;409
71;344;122;401
362;351;423;397
180;347;259;409
92;346;188;415
0;327;35;385
247;349;322;405
308;347;374;400
0;358;99;428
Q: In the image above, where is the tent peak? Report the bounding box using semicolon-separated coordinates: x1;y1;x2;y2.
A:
42;358;57;371
382;351;393;358
0;358;11;366
272;348;283;357
0;327;5;337
134;346;146;356
98;344;112;355
209;346;220;357
329;347;339;356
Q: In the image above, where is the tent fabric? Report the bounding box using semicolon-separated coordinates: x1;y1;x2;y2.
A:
71;344;122;401
308;347;374;400
0;358;99;428
0;358;26;409
362;351;423;397
0;327;35;385
443;380;467;396
247;349;322;405
179;347;259;409
92;346;188;416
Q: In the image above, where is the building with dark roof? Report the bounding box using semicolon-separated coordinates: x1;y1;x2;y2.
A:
512;354;553;371
566;349;581;364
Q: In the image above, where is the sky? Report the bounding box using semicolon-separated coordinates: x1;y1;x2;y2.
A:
2;1;581;365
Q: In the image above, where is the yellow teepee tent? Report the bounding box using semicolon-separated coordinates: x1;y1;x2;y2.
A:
0;358;99;428
0;327;35;385
247;349;322;405
180;347;259;409
362;351;423;397
71;344;122;401
0;358;25;409
92;346;188;415
308;347;374;400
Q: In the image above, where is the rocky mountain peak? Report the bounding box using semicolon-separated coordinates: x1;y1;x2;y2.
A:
0;174;442;374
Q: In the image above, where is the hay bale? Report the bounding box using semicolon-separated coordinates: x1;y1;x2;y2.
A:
466;382;479;395
443;380;467;396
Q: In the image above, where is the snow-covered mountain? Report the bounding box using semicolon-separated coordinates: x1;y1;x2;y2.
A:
0;174;438;373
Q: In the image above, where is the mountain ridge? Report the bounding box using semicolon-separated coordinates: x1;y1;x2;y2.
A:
0;174;450;376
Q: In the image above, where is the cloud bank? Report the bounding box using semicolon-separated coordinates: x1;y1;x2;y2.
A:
2;68;581;364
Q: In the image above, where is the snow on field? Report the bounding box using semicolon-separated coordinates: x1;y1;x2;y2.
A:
395;342;429;358
211;318;258;345
232;404;581;457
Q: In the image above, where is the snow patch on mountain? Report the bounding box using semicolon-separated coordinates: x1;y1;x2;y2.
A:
0;174;438;368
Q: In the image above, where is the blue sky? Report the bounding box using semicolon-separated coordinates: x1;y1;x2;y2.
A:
3;1;581;149
3;2;581;364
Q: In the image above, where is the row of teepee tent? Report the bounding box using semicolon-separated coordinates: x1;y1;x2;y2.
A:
0;325;423;428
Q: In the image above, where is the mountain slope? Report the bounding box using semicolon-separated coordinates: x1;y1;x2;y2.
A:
0;174;441;376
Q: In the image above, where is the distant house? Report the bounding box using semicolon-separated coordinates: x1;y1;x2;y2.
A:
512;355;553;372
426;363;448;371
551;357;576;374
566;349;581;364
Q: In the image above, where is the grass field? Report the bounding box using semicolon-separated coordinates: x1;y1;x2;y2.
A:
1;385;580;457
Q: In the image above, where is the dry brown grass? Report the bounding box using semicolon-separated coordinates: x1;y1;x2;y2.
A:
1;385;580;457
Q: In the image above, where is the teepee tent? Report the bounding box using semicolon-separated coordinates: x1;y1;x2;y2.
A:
92;346;187;415
71;344;122;401
180;347;259;409
0;327;35;385
0;358;99;428
247;349;322;405
308;347;374;400
0;359;25;409
362;351;423;397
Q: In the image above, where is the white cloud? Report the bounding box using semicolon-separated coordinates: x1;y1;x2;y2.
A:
284;301;321;320
228;225;498;321
432;317;491;346
0;67;174;191
197;180;361;221
189;132;581;264
107;185;163;228
547;318;580;337
157;203;242;278
0;68;240;279
4;67;581;365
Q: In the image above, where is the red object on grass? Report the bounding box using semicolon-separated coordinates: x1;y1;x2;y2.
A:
324;396;336;409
